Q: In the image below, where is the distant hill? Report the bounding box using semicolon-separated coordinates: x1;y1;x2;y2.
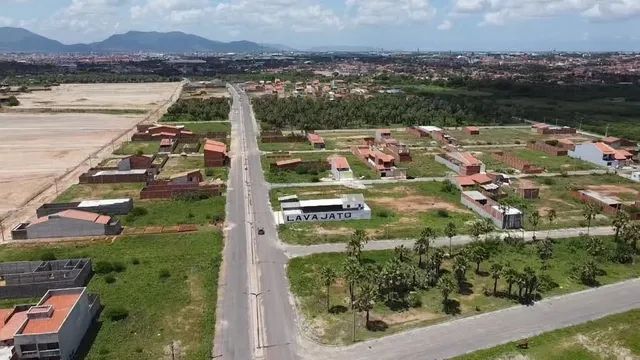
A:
0;27;275;54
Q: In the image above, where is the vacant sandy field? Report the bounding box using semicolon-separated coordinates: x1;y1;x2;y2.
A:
0;113;147;217
14;83;179;111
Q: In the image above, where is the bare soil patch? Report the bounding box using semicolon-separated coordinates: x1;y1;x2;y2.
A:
371;195;465;214
587;184;639;197
377;308;442;326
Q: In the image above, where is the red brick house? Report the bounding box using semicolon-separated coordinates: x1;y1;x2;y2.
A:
464;126;480;135
204;139;228;167
307;133;325;149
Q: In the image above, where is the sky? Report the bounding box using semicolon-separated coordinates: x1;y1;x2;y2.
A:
1;0;639;51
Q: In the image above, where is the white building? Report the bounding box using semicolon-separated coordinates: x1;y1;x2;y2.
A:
568;142;632;169
276;194;371;224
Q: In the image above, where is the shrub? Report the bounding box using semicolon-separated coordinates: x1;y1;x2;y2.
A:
130;207;148;217
408;292;422;308
205;168;215;177
542;177;555;186
311;176;320;183
94;261;114;274
437;209;449;218
105;306;129;321
104;275;116;284
159;269;171;280
375;209;395;218
131;258;140;265
40;252;56;261
440;180;457;194
514;140;521;144
7;96;19;107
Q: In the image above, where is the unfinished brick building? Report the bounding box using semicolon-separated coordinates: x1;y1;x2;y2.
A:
527;140;569;156
140;170;225;199
491;151;544;174
204;139;228;167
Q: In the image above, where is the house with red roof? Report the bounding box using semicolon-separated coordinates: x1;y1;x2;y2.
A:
464;126;480;135
435;151;484;176
569;141;633;169
0;287;100;360
329;156;354;180
11;210;121;240
307;133;325;149
204;139;228;167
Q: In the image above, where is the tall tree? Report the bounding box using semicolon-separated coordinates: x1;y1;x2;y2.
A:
353;282;377;328
437;274;456;310
546;208;557;238
468;243;489;274
453;254;469;290
582;203;600;236
343;256;363;308
445;222;457;255
612;211;630;243
319;266;337;312
522;266;538;302
490;263;503;296
346;229;368;260
502;265;519;296
470;221;484;242
414;227;436;268
394;245;412;263
529;210;541;241
622;222;640;253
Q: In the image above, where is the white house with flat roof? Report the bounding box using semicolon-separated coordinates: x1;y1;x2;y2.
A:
275;194;371;224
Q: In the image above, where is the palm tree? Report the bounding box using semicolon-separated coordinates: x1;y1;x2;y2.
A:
343;256;362;308
470;221;484;242
612;211;630;243
481;218;495;240
453;254;469;289
346;229;368;260
319;266;337;312
529;210;541;241
502;265;518;296
437;274;456;309
445;222;457;255
546;208;557;238
394;245;411;262
582;203;600;236
522;266;538;302
414;227;435;268
490;263;503;296
353;282;377;328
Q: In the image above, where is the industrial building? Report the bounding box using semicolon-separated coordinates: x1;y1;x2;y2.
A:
36;198;133;218
12;210;122;240
0;287;100;360
569;142;633;169
78;168;150;184
461;191;523;229
0;259;91;299
276;194;371;224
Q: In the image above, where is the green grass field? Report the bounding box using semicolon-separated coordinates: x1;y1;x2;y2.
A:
114;141;160;155
289;236;640;344
512;148;596;172
259;141;314;152
174;122;231;134
273;182;477;244
457;309;640;360
0;231;222;360
447;128;543;146
405;151;450;178
120;197;226;227
263;152;378;183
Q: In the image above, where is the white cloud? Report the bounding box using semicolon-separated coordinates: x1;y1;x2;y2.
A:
450;0;640;25
437;19;453;30
346;0;436;25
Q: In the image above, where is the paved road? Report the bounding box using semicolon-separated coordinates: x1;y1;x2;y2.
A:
284;226;615;258
213;87;252;359
234;86;299;359
302;278;640;360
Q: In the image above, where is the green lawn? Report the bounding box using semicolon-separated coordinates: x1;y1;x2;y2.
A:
273;182;477;244
120;197;226;227
512;148;596;172
114;141;160;155
447;128;543;146
55;183;144;202
289;236;640;345
0;231;222;360
174;122;231;134
457;309;640;360
161;157;205;177
405;151;450;178
259;141;314;152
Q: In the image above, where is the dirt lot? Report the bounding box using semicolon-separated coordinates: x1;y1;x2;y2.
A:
13;83;179;111
0;113;145;217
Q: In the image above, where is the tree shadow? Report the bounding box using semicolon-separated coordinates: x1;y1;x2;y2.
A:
475;270;489;277
443;299;461;315
458;281;474;296
366;320;389;332
329;305;348;314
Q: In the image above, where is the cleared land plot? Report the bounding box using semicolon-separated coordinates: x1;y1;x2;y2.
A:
318;129;427;150
161;157;228;181
289;236;640;345
114;141;160;155
514;174;640;230
181;87;230;99
263;153;378;183
0;113;145;217
259;141;314;152
0;231;222;360
56;183;144;202
13;83;179;111
272;182;477;244
511;148;596;172
447;127;544;146
458;309;640;360
405;150;450;178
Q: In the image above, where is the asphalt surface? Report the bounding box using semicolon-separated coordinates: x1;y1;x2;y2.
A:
303;278;640;360
234;86;298;359
284;226;616;258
